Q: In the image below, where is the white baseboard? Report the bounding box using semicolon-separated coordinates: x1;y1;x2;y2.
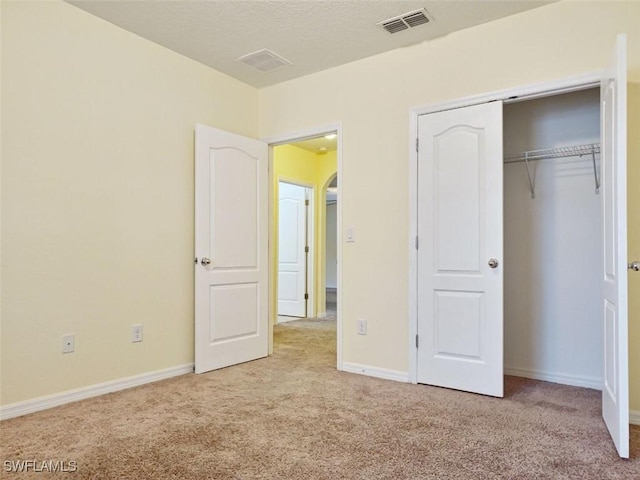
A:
342;362;409;383
317;312;327;318
276;315;300;324
504;366;602;390
0;363;194;421
2;362;636;427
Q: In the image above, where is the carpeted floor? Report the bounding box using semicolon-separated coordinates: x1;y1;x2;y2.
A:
1;318;638;479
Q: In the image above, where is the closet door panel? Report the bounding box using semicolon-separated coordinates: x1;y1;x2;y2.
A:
433;290;484;360
433;127;482;273
417;101;503;398
600;34;629;459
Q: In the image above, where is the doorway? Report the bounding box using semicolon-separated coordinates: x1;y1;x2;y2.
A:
324;175;338;320
267;125;343;369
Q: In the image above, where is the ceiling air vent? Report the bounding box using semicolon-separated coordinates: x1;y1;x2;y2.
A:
378;8;431;34
381;18;408;34
236;49;292;72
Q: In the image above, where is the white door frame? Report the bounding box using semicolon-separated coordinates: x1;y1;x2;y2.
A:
408;71;604;383
323;173;339;299
277;178;315;320
264;123;343;371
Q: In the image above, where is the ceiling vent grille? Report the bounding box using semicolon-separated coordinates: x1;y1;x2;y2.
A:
378;8;431;34
236;49;292;72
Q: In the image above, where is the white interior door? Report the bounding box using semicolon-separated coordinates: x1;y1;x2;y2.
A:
601;34;629;459
278;182;308;318
194;124;268;374
417;102;504;397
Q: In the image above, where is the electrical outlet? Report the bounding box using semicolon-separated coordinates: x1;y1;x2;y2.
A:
62;334;75;353
357;319;367;335
132;324;143;343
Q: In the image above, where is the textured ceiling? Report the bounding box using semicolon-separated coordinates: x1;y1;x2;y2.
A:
67;1;554;88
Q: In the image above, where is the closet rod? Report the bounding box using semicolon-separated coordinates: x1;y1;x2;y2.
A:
504;143;601;198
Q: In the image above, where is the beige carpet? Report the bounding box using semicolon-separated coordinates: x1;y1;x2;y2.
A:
1;318;638;479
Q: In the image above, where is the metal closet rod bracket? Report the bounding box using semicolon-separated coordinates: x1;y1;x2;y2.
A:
524;151;535;199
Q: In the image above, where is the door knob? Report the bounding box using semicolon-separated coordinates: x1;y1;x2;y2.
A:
488;258;499;269
629;261;640;271
201;257;211;266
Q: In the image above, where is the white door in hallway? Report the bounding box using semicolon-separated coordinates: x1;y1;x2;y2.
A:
278;181;308;318
194;124;268;374
600;33;629;459
417;101;504;397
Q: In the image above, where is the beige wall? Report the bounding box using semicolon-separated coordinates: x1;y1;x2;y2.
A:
1;1;258;405
259;1;640;408
2;0;639;415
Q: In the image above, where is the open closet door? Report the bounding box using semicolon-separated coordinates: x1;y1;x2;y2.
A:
601;34;629;459
417;102;504;397
194;124;268;374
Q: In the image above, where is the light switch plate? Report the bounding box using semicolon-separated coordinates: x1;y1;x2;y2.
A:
346;226;355;243
357;319;367;335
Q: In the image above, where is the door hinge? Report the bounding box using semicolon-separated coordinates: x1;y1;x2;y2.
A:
305;199;310;206
416;335;419;348
416;138;419;152
415;236;419;250
305;246;309;253
304;293;309;300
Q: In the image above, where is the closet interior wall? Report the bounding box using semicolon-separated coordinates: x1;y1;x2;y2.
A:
503;88;603;388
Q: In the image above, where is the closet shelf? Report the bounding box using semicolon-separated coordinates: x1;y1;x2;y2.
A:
504;143;601;199
504;143;600;164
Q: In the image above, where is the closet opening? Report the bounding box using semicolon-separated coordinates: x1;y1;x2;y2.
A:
503;87;603;390
411;40;629;456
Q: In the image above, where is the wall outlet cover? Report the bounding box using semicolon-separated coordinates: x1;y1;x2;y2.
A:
62;334;75;354
132;324;143;343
